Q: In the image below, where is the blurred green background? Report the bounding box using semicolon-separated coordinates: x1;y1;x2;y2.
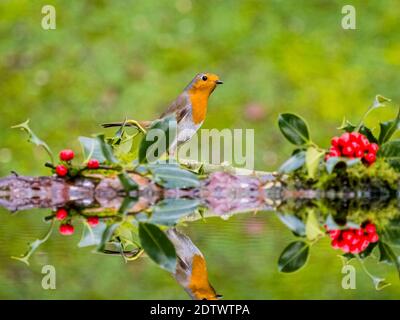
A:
1;0;400;299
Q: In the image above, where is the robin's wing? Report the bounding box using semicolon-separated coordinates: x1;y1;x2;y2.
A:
159;93;190;122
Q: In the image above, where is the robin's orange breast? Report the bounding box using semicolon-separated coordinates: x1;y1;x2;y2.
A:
188;90;209;125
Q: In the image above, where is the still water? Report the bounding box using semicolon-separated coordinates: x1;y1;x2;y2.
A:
0;170;399;299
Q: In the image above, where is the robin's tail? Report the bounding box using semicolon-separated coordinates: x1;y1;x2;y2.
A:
101;120;152;131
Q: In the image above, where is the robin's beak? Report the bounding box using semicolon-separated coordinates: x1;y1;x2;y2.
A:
215;80;223;84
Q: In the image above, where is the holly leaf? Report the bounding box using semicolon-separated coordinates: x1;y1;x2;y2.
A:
278;241;310;273
305;146;324;179
138;222;177;272
378;107;400;145
305;210;324;241
278;113;310;145
378;140;400;170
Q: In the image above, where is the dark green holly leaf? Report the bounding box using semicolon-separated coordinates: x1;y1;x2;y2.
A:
278;151;306;173
338;119;356;132
382;219;400;246
96;134;118;163
278;241;309;273
278;113;310;145
378;241;400;277
378;108;400;145
97;223;120;252
378;140;400;170
138;115;177;163
138;222;177;272
359;126;378;143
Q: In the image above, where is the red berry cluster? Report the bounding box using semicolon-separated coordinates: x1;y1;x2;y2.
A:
326;222;379;254
55;149;100;177
325;132;379;165
54;208;99;235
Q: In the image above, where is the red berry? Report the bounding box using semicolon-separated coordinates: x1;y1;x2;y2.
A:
350;245;362;254
342;146;354;157
342;230;354;243
331;239;340;249
59;149;74;161
87;216;99;227
367;233;379;243
87;159;100;169
368;143;379;154
339;132;351;146
59;224;74;236
364;152;376;163
354;149;364;158
55;208;68;220
364;223;376;234
329;229;341;239
360;238;370;251
341;242;351;253
329;149;341;157
350;132;361;142
55;165;68;177
355;229;364;237
359;136;370;149
331;137;340;147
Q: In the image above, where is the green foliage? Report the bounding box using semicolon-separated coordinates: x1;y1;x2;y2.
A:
138;222;177;272
278;241;309;273
278;113;310;146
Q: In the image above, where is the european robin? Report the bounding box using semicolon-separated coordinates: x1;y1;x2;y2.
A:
166;228;222;300
102;72;223;152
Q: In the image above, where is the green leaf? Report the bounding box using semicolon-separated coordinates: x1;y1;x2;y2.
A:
359;126;378;143
278;241;309;273
372;277;391;290
276;213;306;237
12;119;54;163
278;113;310;145
278;151;306;173
96;134;118;163
378;241;400;277
149;163;200;188
138;222;177;272
373;94;392;108
144;199;200;226
378;107;400;145
378;140;400;169
382;219;400;246
305;147;324;179
338;119;356;132
78;222;107;247
79;136;107;163
338;120;377;143
138;115;177;163
325;157;361;174
305;210;324;241
11;220;55;265
97;223;120;252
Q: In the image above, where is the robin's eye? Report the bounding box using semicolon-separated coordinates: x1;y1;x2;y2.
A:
201;75;208;81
